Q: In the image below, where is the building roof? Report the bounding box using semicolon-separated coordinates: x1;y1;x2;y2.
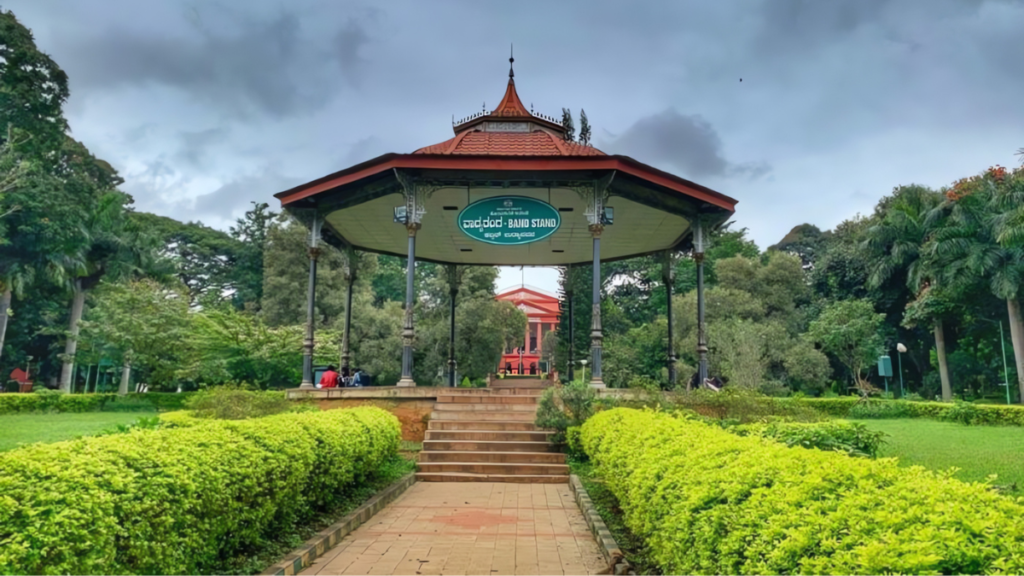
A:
414;130;605;157
416;59;602;157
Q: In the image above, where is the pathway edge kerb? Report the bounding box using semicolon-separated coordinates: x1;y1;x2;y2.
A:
569;474;631;575
261;473;417;576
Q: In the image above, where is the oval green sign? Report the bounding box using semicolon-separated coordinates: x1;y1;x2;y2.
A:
457;196;561;245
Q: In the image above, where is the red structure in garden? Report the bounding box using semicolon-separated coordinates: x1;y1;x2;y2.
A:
496;285;560;375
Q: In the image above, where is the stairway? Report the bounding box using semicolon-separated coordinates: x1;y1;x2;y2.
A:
416;379;568;483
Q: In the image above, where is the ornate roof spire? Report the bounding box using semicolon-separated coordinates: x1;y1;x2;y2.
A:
509;44;515;80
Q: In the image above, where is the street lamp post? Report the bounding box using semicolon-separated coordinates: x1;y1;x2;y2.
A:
580;359;588;385
896;343;906;399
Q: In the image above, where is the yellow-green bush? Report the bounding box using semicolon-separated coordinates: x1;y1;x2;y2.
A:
581;408;1024;575
157;410;201;428
0;406;400;575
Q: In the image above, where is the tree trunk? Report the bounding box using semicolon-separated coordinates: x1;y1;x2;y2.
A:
118;361;131;396
59;280;86;392
1006;298;1024;404
0;289;10;363
934;320;952;402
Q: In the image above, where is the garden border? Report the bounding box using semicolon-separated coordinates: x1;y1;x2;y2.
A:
261;473;416;576
569;474;631;575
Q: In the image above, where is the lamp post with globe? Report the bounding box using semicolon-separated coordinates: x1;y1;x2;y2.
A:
580;359;588;385
896;343;906;398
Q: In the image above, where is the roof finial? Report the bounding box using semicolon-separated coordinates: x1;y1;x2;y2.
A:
509;44;514;79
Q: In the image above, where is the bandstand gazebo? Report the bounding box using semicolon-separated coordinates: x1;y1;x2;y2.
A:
275;57;737;389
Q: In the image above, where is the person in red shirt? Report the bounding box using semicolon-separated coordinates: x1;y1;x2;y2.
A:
319;365;340;388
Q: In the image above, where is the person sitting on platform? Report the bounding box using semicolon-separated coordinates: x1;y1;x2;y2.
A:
352;367;366;387
319;365;340;388
341;366;352;387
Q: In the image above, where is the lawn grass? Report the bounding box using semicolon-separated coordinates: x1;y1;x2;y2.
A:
854;418;1024;491
0;411;157;452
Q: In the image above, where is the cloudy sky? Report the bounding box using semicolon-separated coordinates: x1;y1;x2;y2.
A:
8;0;1024;293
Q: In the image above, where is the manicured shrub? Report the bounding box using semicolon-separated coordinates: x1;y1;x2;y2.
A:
0;406;401;575
581;408;1024;575
672;388;825;423
185;386;297;420
793;397;1024;426
729;419;886;457
0;392;195;415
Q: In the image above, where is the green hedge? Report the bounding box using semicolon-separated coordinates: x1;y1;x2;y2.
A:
581;408;1024;575
0;392;194;415
0;406;401;575
792;397;1024;425
728;419;886;457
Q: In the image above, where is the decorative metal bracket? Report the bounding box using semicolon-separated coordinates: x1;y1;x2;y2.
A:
343;246;357;283
569;171;616;227
662;250;677;283
394;169;446;227
693;217;705;255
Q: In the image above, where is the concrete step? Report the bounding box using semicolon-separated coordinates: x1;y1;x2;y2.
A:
417;462;569;476
415;472;568;484
430;411;536;422
436;395;538;404
427;420;543;432
434;402;538;412
490;382;551;389
425;429;554;442
490;388;546;396
423;439;558;452
418;450;566;464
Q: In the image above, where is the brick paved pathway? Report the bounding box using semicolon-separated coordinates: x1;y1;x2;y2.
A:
300;483;607;575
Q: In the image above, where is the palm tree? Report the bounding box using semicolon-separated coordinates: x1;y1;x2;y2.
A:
928;167;1024;403
863;185;954;400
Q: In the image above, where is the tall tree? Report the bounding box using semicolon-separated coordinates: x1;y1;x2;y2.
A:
561;108;575;143
578;109;592;146
807;299;885;392
931;166;1024;402
229;201;277;310
862;184;955;401
79;279;191;394
132;212;242;307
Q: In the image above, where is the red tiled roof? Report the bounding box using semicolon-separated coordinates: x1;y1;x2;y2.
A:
491;78;531;118
414;130;606;157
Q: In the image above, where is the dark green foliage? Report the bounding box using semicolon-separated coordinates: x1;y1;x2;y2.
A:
535;380;596;442
184;386;296;420
729;419;887;457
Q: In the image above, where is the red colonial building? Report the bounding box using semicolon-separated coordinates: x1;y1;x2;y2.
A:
496;285;560;375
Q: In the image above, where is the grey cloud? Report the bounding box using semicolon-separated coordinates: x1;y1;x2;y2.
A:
602;109;770;180
56;9;372;119
177;127;229;167
192;170;303;220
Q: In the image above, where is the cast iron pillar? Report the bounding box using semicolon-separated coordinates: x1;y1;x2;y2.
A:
397;224;419;387
447;264;460;387
589;224;605;388
694;219;709;387
566;266;575;382
663;250;677;387
300;214;323;389
339;248;356;373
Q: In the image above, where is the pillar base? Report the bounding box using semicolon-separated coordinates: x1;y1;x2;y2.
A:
396;377;417;388
589;378;606;389
298;381;316;390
